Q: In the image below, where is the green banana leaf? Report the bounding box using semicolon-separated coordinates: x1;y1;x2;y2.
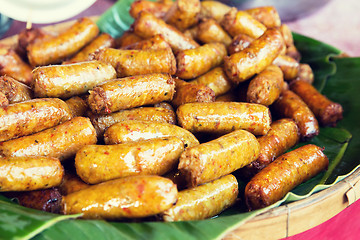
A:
2;1;360;239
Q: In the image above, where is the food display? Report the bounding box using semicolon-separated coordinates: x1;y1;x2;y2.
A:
0;0;347;232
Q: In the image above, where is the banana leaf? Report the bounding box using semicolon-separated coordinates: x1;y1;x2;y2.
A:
1;1;360;239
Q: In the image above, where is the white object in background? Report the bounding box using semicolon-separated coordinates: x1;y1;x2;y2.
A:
0;0;97;24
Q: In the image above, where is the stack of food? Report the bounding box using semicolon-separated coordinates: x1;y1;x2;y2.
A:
0;0;343;221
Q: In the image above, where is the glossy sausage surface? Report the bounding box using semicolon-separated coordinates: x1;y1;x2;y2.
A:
0;75;32;104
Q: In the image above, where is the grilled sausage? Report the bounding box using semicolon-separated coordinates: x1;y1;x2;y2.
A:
122;34;171;50
245;6;281;28
0;75;32;104
0;98;72;142
88;107;177;136
4;188;62;213
27;17;99;66
195;18;232;47
0;47;33;85
59;171;90;196
177;102;271;135
75;137;184;184
176;43;227;79
161;174;238;221
0;117;97;161
221;8;266;39
65;96;88;117
129;0;173;19
178;129;260;187
245;144;328;210
0;156;64;191
246;65;284;106
171;78;215;108
273;55;300;81
164;0;201;31
104;120;199;148
32;60;116;99
296;63;314;84
132;11;199;52
227;33;254;55
241;118;300;178
199;1;232;22
95;47;176;78
115;31;143;48
190;67;233;96
87;73;175;114
272;90;319;140
224;28;284;83
66;33;115;63
62;175;178;219
289;80;343;126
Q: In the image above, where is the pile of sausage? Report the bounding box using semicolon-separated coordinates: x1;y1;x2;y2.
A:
0;0;343;221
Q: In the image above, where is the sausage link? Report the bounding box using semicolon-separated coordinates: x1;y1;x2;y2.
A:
273;90;319;140
190;67;233;96
95;47;176;77
129;0;173;19
227;33;254;55
177;102;271;135
171;78;215;108
0;48;33;85
59;171;90;196
245;144;328;210
75;137;184;184
273;55;300;81
0;117;97;161
176;43;227;79
65;96;88;117
161;174;238;221
0;75;32;104
62;175;178;219
87;73;175;114
246;65;284;106
88;107;177;136
221;8;267;39
224;28;284;83
32;60;116;99
104;120;199;148
115;31;143;48
4;188;62;213
0;98;72;142
241;118;300;178
296;63;314;84
195;18;232;47
66;33;115;63
290;80;343;126
27;17;99;66
245;6;281;28
199;1;231;22
132;11;199;52
0;156;64;191
122;34;171;50
164;0;201;31
178;129;260;187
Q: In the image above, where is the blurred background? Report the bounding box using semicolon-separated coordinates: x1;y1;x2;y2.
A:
1;0;359;56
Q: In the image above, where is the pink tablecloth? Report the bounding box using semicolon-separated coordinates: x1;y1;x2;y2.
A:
1;0;360;239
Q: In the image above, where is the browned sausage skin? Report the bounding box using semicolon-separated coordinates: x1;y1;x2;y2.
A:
65;96;89;118
27;17;99;66
179;129;260;187
87;73;175;114
199;1;232;23
272;90;319;140
0;156;64;192
161;174;238;221
241;118;300;178
129;0;173;19
32;60;116;99
0;117;97;161
177;102;271;136
224;28;284;84
0;98;72;142
227;33;254;55
273;55;300;81
132;11;199;52
0;75;32;104
195;18;232;47
115;31;143;48
59;171;90;196
289;80;343;126
245;6;281;28
245;144;328;210
164;0;201;31
62;175;178;219
121;34;171;50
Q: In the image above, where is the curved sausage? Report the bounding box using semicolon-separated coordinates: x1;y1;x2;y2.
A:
87;73;175;114
245;144;328;210
32;60;116;99
62;175;178;219
195;18;232;47
178;129;260;187
0;98;72;142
